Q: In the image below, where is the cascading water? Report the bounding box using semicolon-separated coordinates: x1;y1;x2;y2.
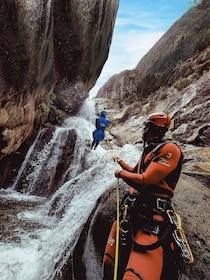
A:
0;98;140;280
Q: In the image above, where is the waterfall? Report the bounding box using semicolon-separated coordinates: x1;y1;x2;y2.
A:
0;98;139;280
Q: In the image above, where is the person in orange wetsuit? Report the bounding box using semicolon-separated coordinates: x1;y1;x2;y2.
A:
103;112;183;280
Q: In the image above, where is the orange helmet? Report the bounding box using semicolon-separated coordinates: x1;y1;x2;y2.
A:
145;112;171;130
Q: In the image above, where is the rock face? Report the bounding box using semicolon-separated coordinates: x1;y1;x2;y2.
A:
53;0;119;116
98;0;210;100
96;69;210;149
0;0;119;187
54;0;119;93
0;0;54;159
134;0;210;98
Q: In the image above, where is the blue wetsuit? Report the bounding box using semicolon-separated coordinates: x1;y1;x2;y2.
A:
91;117;110;149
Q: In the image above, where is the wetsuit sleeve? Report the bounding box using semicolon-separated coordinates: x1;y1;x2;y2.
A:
118;160;138;172
118;143;182;191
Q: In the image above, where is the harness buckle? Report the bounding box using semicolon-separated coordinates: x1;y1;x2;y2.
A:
156;198;174;212
143;224;160;235
124;194;137;208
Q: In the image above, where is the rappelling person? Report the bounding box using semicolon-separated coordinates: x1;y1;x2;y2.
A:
103;112;193;280
91;110;110;150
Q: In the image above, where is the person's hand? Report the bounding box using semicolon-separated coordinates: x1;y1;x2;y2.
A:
115;169;122;178
113;156;122;163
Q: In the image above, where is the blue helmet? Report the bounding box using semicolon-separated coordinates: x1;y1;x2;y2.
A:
100;110;107;117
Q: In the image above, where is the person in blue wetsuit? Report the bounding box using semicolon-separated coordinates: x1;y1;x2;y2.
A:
91;110;110;150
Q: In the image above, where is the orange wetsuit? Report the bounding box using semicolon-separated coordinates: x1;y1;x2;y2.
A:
103;141;183;280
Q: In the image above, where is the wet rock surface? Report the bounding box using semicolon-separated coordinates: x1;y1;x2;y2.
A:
0;0;119;187
0;190;47;243
0;0;54;159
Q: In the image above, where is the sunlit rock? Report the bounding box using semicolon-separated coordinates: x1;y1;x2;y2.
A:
96;1;210;149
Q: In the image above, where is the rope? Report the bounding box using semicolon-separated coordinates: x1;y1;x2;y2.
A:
105;141;120;279
113;177;120;280
106;137;112;150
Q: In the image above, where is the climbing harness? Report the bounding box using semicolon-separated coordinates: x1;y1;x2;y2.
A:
119;192;194;263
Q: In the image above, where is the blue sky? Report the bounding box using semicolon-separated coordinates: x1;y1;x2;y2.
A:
89;0;194;97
